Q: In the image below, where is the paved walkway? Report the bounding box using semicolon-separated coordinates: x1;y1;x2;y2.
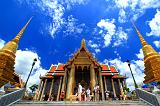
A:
13;100;148;106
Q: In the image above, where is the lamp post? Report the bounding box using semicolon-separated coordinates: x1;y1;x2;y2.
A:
24;58;37;88
126;60;138;89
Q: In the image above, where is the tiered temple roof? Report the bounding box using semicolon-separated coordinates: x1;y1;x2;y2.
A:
41;64;125;79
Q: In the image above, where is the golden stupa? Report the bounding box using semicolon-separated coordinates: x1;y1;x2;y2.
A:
132;22;160;84
0;17;32;87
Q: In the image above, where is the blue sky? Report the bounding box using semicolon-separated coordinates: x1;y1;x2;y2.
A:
0;0;160;90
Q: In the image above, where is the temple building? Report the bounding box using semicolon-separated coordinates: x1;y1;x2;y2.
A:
36;39;126;101
132;22;160;84
0;17;32;88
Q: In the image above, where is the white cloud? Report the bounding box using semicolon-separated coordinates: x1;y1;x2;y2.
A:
103;49;145;90
113;27;128;47
112;0;160;23
88;40;101;53
136;49;144;60
95;49;100;53
16;0;88;38
63;15;86;36
15;49;48;89
0;39;5;49
147;9;160;37
115;0;130;9
106;57;144;91
97;19;116;47
96;19;128;47
153;40;160;48
118;9;126;23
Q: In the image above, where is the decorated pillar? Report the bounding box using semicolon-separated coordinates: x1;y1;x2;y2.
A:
90;64;96;93
61;68;67;92
103;76;107;100
118;79;123;95
57;76;63;101
37;79;44;100
99;67;105;101
104;76;107;91
40;79;47;101
111;78;117;98
36;79;42;100
49;78;54;100
66;64;75;100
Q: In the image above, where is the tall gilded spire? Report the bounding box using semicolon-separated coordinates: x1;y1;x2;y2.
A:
132;22;160;84
1;17;32;54
131;21;148;47
0;17;32;87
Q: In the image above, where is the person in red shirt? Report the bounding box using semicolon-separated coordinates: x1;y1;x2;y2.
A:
60;91;65;101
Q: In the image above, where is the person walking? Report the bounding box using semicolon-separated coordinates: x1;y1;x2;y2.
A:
78;83;82;101
86;88;91;101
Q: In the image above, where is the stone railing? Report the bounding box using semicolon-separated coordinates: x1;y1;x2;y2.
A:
0;88;25;106
136;88;160;106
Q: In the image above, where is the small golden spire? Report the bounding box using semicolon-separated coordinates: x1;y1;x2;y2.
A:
131;21;148;46
81;38;86;48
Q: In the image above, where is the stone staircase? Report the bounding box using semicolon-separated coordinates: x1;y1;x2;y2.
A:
13;100;148;106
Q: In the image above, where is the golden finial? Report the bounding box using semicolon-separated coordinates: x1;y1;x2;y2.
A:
12;17;33;43
1;17;32;54
81;39;86;48
131;21;148;46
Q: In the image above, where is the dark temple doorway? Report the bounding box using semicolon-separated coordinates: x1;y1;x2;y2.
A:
75;66;90;90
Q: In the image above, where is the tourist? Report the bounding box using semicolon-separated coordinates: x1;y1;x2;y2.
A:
93;85;97;101
81;88;86;101
96;84;100;101
105;90;109;100
78;83;82;101
93;84;100;101
60;91;65;101
86;88;91;101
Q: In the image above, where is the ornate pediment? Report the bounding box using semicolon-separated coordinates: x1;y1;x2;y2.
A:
65;39;100;67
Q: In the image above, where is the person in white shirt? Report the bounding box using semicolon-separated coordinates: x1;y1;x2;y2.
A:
78;83;82;101
86;88;91;101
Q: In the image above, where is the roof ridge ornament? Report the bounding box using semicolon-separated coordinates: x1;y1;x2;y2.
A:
81;38;86;48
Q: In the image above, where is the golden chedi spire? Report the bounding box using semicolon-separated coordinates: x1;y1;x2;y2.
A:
132;22;160;84
0;17;32;87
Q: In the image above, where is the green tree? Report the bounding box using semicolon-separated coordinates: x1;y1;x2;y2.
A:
29;84;38;93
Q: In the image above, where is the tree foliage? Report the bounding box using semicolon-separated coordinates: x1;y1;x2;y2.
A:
29;84;38;93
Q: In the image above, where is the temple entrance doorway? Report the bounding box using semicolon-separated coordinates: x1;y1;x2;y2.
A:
75;66;90;90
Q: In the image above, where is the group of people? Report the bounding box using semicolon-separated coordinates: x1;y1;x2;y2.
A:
59;83;128;101
76;83;91;101
73;83;102;101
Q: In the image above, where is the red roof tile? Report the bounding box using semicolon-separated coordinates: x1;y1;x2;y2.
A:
101;65;109;70
49;66;56;73
110;66;118;73
57;64;65;70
